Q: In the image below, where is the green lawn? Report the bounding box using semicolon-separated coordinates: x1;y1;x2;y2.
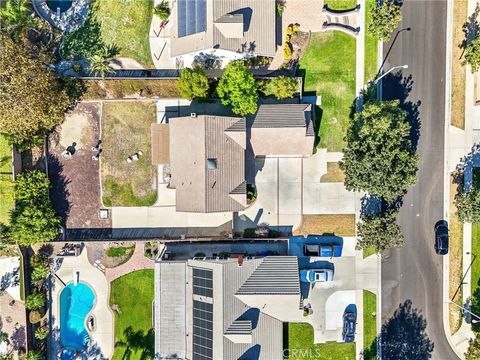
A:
324;0;358;10
101;101;157;207
0;134;14;224
363;291;377;359
297;31;356;151
471;223;480;299
363;247;376;258
109;270;154;360
62;0;154;67
364;0;379;83
284;323;355;360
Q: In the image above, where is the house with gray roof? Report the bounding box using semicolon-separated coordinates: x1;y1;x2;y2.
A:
170;0;276;61
154;256;301;360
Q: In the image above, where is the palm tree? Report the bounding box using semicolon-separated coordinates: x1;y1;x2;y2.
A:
0;0;38;42
88;53;113;78
26;351;44;360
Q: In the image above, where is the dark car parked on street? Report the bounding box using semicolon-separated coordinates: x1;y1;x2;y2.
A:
342;311;356;342
434;220;449;255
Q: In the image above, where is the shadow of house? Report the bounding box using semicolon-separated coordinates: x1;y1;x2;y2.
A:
457;143;480;192
363;300;434;360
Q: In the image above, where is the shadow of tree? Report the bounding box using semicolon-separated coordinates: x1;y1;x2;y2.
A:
116;326;154;360
47;155;71;228
363;300;434;359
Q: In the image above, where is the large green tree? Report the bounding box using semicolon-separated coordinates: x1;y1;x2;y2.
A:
340;100;418;202
464;36;480;73
466;332;480;360
357;210;404;254
8;171;60;246
0;38;71;149
262;76;298;99
367;2;402;41
0;0;38;42
217;60;258;115
178;67;209;100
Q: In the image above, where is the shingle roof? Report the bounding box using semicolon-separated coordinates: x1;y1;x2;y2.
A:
252;104;312;128
169;115;247;213
170;0;276;57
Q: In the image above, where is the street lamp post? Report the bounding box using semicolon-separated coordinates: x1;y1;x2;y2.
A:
374;65;409;84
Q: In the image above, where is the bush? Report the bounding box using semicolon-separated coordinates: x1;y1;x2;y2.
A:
72;63;83;73
25;292;45;311
243;228;256;238
29;310;43;324
285;34;291;42
464;36;480;73
34;327;48;340
261;76;298;99
27;350;45;360
178;67;209;100
368;2;402;41
154;1;170;21
276;2;284;17
283;42;292;60
286;24;293;35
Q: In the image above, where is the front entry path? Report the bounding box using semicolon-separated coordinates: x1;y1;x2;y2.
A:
105;243;158;282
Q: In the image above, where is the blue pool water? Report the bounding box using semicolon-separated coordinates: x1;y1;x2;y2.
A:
60;282;95;351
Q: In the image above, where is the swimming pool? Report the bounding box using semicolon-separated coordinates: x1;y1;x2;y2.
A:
60;282;95;351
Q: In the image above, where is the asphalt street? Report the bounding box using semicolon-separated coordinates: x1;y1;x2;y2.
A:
380;0;459;359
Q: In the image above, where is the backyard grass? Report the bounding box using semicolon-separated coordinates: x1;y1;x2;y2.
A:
82;80;179;100
320;162;346;183
451;0;468;129
364;0;379;83
0;134;14;224
284;323;355;360
101;101;157;207
62;0;154;67
363;290;377;360
449;173;464;334
294;214;356;236
363;247;376;258
324;0;357;10
110;270;154;360
298;31;356;152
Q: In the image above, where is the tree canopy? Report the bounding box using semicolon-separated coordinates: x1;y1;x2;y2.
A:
456;183;480;223
0;38;71;149
261;76;298;99
466;332;480;360
357;210;404;254
367;2;402;41
464;36;480;73
217;61;258;115
8;171;60;246
340;100;418;202
178;67;210;100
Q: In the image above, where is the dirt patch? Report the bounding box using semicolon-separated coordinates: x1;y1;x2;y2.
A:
82;79;179;100
294;214;356;236
58;112;93;149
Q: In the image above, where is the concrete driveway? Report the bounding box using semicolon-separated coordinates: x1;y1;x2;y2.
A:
235;152;358;232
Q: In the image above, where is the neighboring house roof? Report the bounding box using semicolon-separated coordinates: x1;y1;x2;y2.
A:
169;115;247;212
151;123;170;165
250;104;315;157
170;0;276;57
154;256;300;360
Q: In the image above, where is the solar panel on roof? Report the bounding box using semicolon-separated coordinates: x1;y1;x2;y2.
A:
177;0;207;37
193;268;213;298
193;300;213;360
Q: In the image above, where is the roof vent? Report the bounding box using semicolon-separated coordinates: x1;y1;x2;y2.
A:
191;113;197;118
207;158;217;170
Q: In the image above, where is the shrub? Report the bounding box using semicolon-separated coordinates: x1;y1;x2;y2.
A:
286;24;293;35
25;292;45;311
178;67;209;100
72;63;83;73
283;42;292;60
276;2;284;17
243;228;256;238
34;327;48;340
262;76;298;99
27;350;45;360
368;2;402;41
293;23;300;32
464;36;480;73
285;34;291;42
154;1;170;21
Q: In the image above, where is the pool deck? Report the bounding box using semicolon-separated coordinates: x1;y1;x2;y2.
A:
50;248;114;360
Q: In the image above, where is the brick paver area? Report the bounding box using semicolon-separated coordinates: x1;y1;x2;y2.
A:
105;242;157;282
0;292;27;354
48;102;112;230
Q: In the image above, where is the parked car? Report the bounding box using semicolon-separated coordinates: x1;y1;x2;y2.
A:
342;311;356;342
434;220;449;255
299;269;334;283
303;244;342;257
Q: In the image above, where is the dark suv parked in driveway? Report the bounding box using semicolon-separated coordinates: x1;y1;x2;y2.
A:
342;311;356;342
434;220;449;255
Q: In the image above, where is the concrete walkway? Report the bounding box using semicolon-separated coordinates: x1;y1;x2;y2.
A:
149;0;177;69
105;243;157;282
